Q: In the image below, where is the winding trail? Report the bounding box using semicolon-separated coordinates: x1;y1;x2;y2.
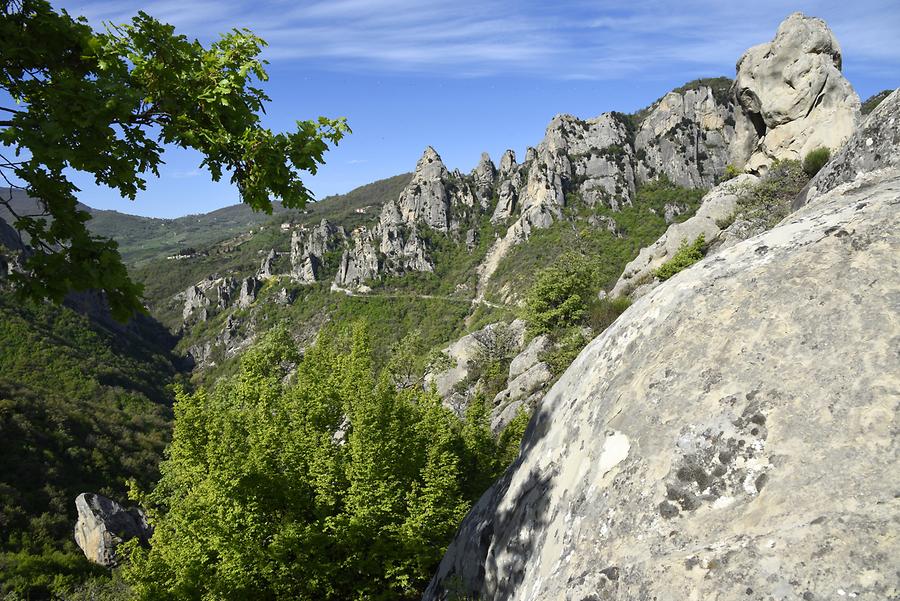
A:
329;283;513;310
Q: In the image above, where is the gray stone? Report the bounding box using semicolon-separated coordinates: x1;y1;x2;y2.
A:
74;493;151;567
635;86;751;188
508;334;551;381
424;128;900;601
237;276;261;308
397;147;452;231
795;87;899;208
735;12;861;173
492;361;552;409
182;284;209;322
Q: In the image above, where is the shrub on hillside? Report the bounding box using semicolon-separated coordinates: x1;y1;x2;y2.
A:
655;234;706;281
803;147;831;177
734;159;808;229
524;255;594;336
721;164;742;181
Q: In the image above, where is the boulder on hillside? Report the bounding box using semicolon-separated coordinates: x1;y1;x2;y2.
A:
74;493;152;567
736;12;860;172
423;92;900;600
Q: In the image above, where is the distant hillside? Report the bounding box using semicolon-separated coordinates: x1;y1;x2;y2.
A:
0;174;411;267
0;290;181;598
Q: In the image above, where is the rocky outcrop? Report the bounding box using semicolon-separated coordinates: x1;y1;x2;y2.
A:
795;87;899;207
397;147;452;231
426;320;527;416
611;174;758;297
735;12;861;173
237;276;261;308
634;83;755;188
257;249;276;279
182;283;210;322
424;94;900;600
334;228;380;288
74;493;151;567
290;219;344;283
427;322;561;430
472;152;497;208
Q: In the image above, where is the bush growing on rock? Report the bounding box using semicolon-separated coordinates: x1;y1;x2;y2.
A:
734;159;808;229
655;234;706;280
803;147;831;177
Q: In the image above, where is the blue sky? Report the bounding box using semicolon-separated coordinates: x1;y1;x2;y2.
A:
49;0;900;217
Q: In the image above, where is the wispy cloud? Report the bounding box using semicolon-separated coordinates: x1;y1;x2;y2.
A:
57;0;900;80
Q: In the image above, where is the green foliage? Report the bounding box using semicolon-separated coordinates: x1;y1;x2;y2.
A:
124;326;517;600
0;292;176;599
654;234;706;280
524;255;593;336
539;327;589;374
733;159;809;229
802;147;831;177
0;0;348;319
861;89;893;115
586;296;632;335
487;177;705;304
721;164;742;181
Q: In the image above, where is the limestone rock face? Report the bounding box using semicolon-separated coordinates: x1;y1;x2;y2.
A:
334;228;380;288
237;276;261;308
735;12;861;172
796;87;899;207
611;174;758;297
295;254;320;284
182;283;210;322
74;493;151;567
472;152;497;208
257;249;276;279
398;147;452;231
634;86;754;188
424;123;900;599
290;219;344;283
492;150;523;223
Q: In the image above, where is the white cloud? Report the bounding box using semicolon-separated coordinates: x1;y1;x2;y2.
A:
55;0;900;80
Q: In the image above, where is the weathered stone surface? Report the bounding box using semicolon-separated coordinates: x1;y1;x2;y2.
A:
796;87;899;208
425;158;900;600
290;219;344;282
735;12;861;172
508;334;551;381
182;283;210;322
257;249;276;279
74;493;151;567
295;254;320;284
472;152;497;208
635;85;753;188
398;147;452;231
427;320;527;414
237;276;261;308
492;361;552;411
334;228;380;288
611;174;758;297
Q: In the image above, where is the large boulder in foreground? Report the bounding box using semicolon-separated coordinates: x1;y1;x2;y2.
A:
74;493;151;567
736;12;860;172
424;119;899;599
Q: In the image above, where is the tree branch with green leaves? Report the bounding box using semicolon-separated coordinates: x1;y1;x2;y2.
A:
0;0;349;320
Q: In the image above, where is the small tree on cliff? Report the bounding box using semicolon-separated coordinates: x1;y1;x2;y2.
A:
0;0;349;319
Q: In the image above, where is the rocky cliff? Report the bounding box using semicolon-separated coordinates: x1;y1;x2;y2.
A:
423;87;899;601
